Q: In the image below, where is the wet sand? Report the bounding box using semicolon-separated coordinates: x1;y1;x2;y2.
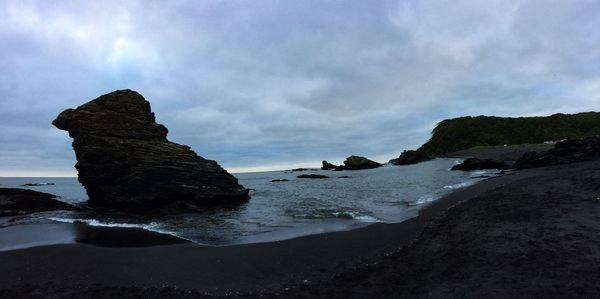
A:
2;150;599;297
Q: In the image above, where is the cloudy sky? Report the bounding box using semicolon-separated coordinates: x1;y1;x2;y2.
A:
1;0;599;176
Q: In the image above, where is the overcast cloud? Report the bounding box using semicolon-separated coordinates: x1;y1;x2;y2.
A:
1;0;599;175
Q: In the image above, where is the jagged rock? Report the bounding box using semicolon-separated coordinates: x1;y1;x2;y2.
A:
390;150;431;165
297;174;329;179
514;136;600;169
336;155;382;170
451;158;509;171
321;160;338;170
0;188;77;216
52;89;249;212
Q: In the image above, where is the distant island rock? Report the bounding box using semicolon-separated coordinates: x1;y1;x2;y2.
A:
451;158;509;171
0;188;77;216
321;160;338;170
297;174;329;179
52;89;249;213
390;150;431;165
336;155;382;170
21;183;56;187
514;136;600;169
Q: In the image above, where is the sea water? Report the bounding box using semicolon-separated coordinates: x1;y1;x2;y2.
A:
0;158;500;246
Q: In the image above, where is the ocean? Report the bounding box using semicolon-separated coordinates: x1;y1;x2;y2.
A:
0;158;499;247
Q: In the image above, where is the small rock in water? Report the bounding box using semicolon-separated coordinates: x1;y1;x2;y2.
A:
321;160;338;170
270;179;289;182
297;174;329;179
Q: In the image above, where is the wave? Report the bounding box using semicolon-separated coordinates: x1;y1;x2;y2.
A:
443;181;475;190
331;211;380;222
45;217;191;241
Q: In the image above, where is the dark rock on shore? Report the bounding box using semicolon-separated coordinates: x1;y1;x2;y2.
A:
390;150;431;165
270;179;289;182
0;188;77;216
336;155;382;170
52;89;249;213
297;174;329;179
451;158;509;171
321;160;338;170
514;136;600;169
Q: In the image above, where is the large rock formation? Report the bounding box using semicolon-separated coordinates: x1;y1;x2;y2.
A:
514;136;600;169
53;89;249;212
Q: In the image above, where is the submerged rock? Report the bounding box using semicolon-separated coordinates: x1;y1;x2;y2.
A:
0;188;77;216
451;158;509;171
270;179;289;182
390;150;431;166
336;155;382;170
321;160;338;170
297;174;329;179
52;89;249;212
514;136;600;169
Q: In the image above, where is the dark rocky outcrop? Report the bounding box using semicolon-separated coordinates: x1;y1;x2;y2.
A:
336;156;382;171
514;136;600;169
321;161;338;170
0;188;77;216
390;150;431;165
451;158;509;171
297;174;329;179
52;89;249;212
270;179;289;182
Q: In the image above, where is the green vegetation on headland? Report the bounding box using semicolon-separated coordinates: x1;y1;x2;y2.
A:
417;112;600;156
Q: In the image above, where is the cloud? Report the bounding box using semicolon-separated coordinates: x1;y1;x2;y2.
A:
0;0;599;175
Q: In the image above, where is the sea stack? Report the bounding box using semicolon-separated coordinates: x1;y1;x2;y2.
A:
53;89;249;212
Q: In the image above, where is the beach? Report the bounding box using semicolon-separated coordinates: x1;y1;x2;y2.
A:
1;146;598;298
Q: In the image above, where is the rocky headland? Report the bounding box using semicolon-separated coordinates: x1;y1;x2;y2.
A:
52;89;249;213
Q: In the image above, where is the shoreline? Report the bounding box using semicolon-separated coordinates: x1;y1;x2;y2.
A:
0;163;538;296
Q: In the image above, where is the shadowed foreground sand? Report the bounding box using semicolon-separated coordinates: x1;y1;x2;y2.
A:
1;157;599;298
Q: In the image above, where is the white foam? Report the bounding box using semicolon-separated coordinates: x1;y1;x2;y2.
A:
443;181;475;190
331;211;380;223
45;217;189;241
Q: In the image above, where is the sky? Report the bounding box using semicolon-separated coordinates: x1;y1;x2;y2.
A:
1;0;599;176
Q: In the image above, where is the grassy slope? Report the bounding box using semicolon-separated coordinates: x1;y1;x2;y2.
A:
418;112;600;156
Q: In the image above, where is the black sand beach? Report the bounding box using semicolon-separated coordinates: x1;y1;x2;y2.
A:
1;147;599;298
